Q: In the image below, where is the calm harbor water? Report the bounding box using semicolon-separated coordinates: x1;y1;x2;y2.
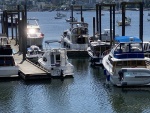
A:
1;10;150;113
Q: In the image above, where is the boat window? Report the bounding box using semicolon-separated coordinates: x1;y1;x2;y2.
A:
122;61;127;66
51;54;55;64
43;57;47;62
72;28;77;34
137;61;145;66
0;57;5;66
116;61;122;66
93;46;100;51
130;43;142;52
123;44;129;52
56;54;61;66
56;54;60;61
130;61;137;66
0;57;14;66
143;43;148;51
77;36;85;44
108;55;113;65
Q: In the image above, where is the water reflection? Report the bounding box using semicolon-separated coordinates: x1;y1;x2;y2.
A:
0;58;150;112
105;85;150;113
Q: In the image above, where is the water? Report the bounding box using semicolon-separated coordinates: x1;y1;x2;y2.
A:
1;10;150;113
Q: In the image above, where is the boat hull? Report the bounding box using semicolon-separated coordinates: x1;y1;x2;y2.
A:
38;58;74;77
0;66;19;77
103;54;150;86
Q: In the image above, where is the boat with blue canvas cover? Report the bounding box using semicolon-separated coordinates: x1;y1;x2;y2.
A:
102;36;150;86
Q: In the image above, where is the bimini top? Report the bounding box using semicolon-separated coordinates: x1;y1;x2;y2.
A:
115;36;142;43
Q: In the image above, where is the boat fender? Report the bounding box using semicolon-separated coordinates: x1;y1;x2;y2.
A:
118;70;123;81
104;69;110;82
104;69;107;75
106;74;110;81
60;69;63;77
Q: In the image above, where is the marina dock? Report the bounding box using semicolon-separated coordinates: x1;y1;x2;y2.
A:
11;39;51;80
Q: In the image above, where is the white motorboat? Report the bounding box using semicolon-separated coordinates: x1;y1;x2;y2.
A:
26;45;44;63
102;36;150;86
54;12;66;19
61;22;89;51
117;17;131;26
65;17;77;22
93;29;119;42
87;29;119;65
0;36;19;77
27;18;44;48
87;40;110;65
38;40;74;77
54;16;62;19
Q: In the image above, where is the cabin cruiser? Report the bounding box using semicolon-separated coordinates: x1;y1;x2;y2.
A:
27;18;44;48
117;17;131;26
61;22;89;51
87;40;110;65
38;40;74;77
87;29;118;65
0;35;19;77
26;45;44;63
92;29;119;42
102;36;150;86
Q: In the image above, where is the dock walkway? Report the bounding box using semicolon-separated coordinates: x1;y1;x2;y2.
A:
11;39;51;80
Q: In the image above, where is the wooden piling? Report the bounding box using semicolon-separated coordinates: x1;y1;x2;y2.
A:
121;2;143;40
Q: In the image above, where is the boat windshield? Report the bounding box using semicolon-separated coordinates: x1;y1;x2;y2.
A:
115;43;143;53
27;28;40;34
27;19;38;26
0;57;15;66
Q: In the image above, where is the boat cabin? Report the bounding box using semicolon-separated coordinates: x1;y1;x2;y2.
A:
63;22;89;45
108;54;147;73
112;36;144;59
42;48;67;67
90;41;110;57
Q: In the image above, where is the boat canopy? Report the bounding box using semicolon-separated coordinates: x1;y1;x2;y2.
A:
115;36;142;43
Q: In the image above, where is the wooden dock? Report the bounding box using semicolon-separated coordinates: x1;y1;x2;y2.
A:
11;39;51;80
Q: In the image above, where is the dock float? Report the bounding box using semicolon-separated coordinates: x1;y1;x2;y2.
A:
11;39;72;80
10;39;50;80
14;53;51;80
